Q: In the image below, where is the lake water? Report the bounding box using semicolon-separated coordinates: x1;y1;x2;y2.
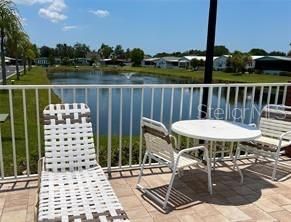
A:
48;71;274;136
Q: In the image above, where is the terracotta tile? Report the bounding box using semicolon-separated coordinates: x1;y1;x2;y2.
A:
176;213;204;222
266;193;291;206
270;210;291;222
213;205;251;221
126;207;151;220
254;197;283;213
202;214;230;222
193;202;221;218
131;217;154;222
1;209;26;222
119;195;143;210
239;204;277;221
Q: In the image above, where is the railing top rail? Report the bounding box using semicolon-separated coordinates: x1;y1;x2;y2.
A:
0;83;290;89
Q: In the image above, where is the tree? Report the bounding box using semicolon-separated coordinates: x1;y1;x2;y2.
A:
229;51;251;73
214;45;229;56
130;48;144;66
0;0;22;84
40;46;53;57
98;43;113;59
190;59;205;70
248;48;268;55
6;27;27;79
114;44;124;59
74;42;90;58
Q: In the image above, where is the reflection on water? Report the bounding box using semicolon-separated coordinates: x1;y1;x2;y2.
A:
49;71;281;136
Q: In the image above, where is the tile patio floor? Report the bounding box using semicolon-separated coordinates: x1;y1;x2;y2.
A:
1;157;291;222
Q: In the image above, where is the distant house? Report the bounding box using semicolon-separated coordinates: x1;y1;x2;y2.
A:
245;56;265;70
156;57;180;68
255;56;291;74
35;57;49;66
179;56;218;69
141;58;160;67
213;55;231;70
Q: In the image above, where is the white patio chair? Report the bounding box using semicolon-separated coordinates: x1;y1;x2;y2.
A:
136;117;212;209
234;104;291;181
37;103;129;222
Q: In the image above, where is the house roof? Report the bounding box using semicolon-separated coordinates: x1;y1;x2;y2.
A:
143;57;160;62
161;57;181;62
181;56;219;62
255;56;291;61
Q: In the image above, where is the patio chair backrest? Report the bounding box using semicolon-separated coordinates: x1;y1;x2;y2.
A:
43;103;97;172
259;104;291;141
141;117;174;163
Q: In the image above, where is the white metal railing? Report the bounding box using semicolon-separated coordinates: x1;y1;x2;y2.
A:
0;82;290;180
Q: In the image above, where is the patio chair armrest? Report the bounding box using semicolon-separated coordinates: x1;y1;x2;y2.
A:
175;146;209;169
170;135;178;149
37;157;45;184
278;131;291;149
248;123;257;128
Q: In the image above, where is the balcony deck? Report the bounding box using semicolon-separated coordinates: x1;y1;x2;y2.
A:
1;157;291;222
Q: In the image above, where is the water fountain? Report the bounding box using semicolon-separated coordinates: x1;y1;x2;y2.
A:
121;72;136;79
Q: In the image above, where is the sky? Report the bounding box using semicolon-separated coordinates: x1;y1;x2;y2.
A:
14;0;291;55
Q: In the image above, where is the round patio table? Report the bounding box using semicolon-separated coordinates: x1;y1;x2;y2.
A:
171;119;261;142
171;119;262;184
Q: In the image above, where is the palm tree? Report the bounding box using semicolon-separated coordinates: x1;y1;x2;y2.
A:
7;28;26;80
0;0;22;84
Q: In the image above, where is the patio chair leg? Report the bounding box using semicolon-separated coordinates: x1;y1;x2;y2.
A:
136;151;148;188
206;156;213;195
234;147;244;184
272;156;279;181
163;170;177;209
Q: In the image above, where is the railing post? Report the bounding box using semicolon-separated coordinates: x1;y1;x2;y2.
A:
286;81;291;106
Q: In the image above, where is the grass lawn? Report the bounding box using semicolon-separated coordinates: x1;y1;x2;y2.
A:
48;65;291;83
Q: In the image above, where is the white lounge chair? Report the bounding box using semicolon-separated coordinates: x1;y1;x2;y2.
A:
234;104;291;181
37;103;128;222
136;117;212;209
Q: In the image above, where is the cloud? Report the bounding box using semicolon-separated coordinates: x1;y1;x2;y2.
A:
38;0;67;23
62;25;77;31
89;9;110;18
14;0;67;23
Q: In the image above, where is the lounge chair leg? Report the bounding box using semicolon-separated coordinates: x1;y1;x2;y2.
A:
137;152;148;187
163;170;177;209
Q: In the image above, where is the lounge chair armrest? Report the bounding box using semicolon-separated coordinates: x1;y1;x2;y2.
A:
37;157;45;185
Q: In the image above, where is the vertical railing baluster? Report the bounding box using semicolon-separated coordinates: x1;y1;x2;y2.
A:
96;88;100;162
129;88;133;167
282;85;287;105
119;89;123;168
9;89;17;177
85;88;88;104
139;88;144;165
259;86;264;111
249;86;256;124
22;89;30;176
186;87;194;147
160;88;164;122
267;86;272;105
178;88;184;148
275;86;280;104
169;88;174;131
234;86;239;121
207;87;213;118
150;88;154;120
225;86;230;120
61;88;64;102
242;86;247;123
48;88;52;104
35;89;41;160
73;88;76;103
199;87;203;119
107;88;112;173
